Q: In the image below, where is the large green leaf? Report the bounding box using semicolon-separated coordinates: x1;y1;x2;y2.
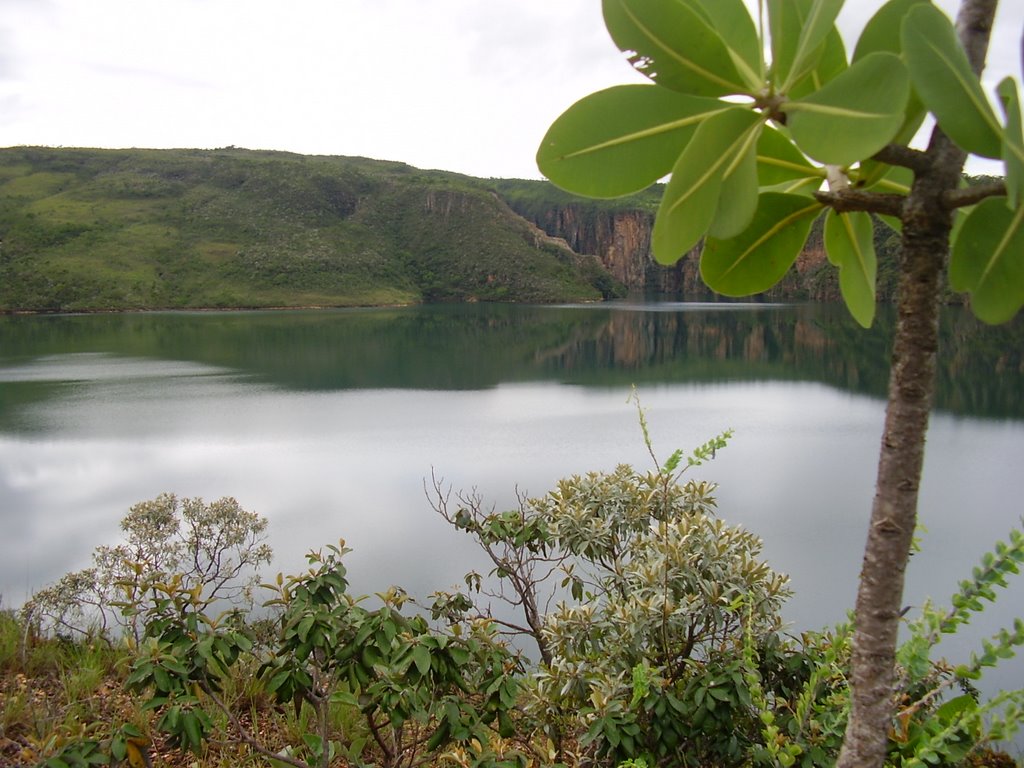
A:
824;209;877;327
756;124;823;189
781;0;845;92
767;0;813;91
768;0;846;93
950;198;1024;324
700;192;824;294
901;4;1002;159
997;77;1024;209
850;0;930;189
852;0;931;61
783;52;910;166
686;0;764;90
787;25;848;100
709;132;761;239
602;0;749;97
652;108;763;264
855;89;926;187
536;85;729;198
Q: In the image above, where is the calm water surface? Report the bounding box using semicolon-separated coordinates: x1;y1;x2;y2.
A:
1;301;1022;693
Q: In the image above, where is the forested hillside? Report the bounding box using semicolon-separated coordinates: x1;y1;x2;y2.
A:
2;146;990;313
0;147;621;312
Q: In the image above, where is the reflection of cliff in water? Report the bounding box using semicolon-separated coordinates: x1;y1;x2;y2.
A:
0;302;1020;421
532;302;1021;420
534;303;887;387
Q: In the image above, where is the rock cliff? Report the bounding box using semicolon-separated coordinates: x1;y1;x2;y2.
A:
492;179;850;300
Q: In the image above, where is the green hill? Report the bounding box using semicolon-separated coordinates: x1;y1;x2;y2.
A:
0;147;622;312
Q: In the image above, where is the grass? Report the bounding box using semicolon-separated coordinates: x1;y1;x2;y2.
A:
0;609;295;767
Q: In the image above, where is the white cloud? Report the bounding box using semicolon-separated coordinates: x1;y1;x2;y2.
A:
0;0;1020;178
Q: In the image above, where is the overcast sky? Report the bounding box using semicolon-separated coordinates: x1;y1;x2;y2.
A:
1;0;1021;180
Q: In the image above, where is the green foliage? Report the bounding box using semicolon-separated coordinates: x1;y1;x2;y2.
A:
11;483;1024;768
652;108;763;258
949;198;1024;324
784;53;910;166
900;4;1003;160
109;539;521;768
435;423;793;766
700;193;823;294
255;542;521;767
824;210;878;327
537;0;1024;326
744;526;1024;768
23;493;272;643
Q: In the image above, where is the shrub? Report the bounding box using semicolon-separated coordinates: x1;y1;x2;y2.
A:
433;418;793;765
23;493;272;643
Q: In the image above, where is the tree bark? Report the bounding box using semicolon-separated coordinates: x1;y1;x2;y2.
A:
836;2;998;766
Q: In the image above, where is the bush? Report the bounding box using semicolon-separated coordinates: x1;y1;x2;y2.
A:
23;493;272;643
433;421;796;765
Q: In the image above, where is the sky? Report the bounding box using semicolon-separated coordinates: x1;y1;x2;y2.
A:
0;0;1021;180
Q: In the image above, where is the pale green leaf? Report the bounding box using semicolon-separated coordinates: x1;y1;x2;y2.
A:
852;1;930;186
950;198;1024;324
709;131;761;238
767;0;812;90
997;77;1024;209
858;90;928;189
602;0;749;97
700;192;824;294
824;210;877;327
853;0;931;62
762;176;825;196
855;89;926;188
901;4;1002;159
536;85;728;198
653;109;763;264
412;644;431;676
788;25;848;100
756;125;822;188
782;0;845;92
685;0;764;89
784;52;910;165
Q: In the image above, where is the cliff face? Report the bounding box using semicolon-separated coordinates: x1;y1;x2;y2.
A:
528;204;688;292
500;191;842;300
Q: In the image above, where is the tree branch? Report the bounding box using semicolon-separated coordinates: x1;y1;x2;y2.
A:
836;1;1000;767
943;180;1008;208
871;144;931;173
813;189;905;217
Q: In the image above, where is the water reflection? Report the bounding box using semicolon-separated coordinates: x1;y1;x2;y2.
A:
1;302;1022;420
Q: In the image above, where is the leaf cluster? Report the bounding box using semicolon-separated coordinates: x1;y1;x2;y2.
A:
538;0;1024;327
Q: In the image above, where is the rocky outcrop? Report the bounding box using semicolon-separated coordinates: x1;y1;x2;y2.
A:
526;204;689;292
502;194;841;300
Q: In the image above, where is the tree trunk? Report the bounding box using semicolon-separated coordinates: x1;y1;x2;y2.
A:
836;2;998;766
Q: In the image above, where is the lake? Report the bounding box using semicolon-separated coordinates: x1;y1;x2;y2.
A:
1;300;1023;694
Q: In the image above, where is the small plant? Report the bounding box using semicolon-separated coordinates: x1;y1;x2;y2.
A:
743;526;1024;768
23;493;272;643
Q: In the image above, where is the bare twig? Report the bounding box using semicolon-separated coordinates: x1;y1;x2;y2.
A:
813;189;906;217
871;144;932;173
943;180;1008;208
